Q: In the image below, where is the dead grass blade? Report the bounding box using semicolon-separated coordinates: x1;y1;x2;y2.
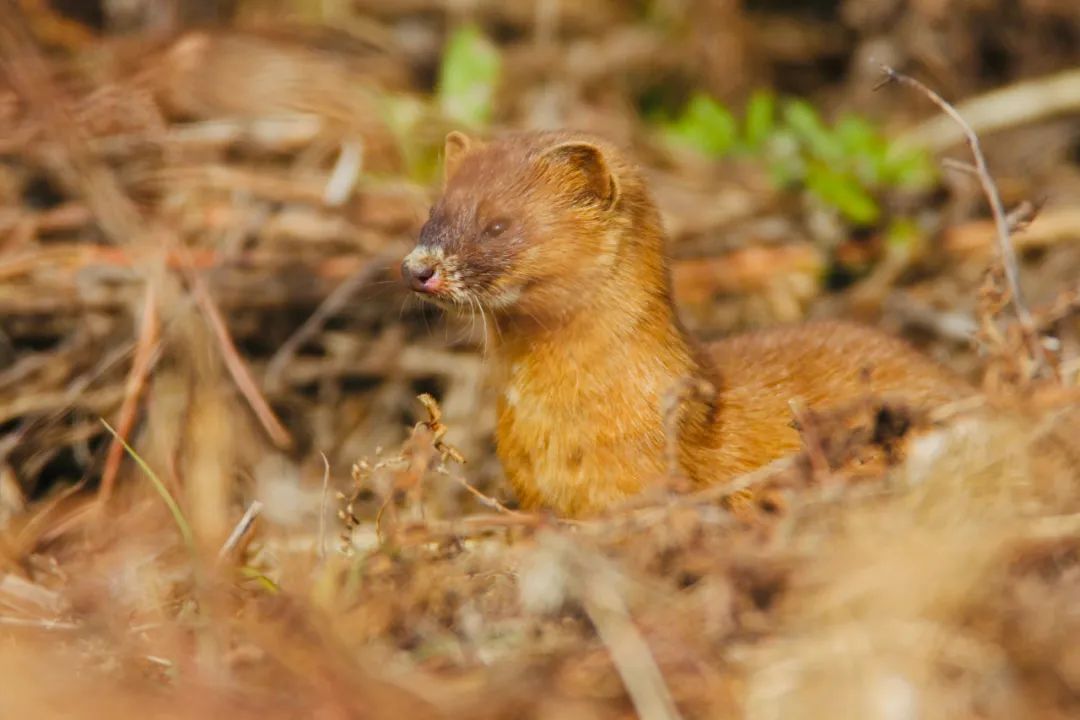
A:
98;283;160;507
100;419;195;554
189;272;293;450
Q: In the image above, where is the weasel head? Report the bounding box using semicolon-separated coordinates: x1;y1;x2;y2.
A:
401;130;638;325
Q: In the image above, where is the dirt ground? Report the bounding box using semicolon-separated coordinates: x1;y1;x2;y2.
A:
1;1;1079;718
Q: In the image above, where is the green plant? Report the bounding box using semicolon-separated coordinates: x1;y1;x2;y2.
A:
437;23;501;130
379;23;502;183
661;90;938;228
662;93;739;157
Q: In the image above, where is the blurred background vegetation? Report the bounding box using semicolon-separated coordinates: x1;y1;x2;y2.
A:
0;1;1079;718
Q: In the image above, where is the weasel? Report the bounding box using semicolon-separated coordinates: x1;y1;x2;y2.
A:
401;130;970;517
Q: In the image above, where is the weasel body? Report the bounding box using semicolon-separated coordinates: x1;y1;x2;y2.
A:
402;130;969;517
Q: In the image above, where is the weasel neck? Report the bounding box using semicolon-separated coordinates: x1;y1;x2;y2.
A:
486;212;720;515
488;232;710;408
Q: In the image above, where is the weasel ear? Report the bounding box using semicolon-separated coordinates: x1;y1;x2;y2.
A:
443;131;473;184
539;141;619;209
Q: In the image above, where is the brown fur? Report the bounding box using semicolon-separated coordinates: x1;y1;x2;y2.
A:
402;130;972;517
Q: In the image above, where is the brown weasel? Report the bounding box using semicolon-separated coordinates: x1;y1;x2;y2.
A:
401;130;970;518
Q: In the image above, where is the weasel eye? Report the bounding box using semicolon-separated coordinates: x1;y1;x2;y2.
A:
483;218;509;237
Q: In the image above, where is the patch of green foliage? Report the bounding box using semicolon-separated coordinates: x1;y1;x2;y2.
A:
378;92;435;181
379;23;502;184
437;23;501;130
661;90;937;228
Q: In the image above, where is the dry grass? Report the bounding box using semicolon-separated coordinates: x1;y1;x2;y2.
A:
1;2;1079;718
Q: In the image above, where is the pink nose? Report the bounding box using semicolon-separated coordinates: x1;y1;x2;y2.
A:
401;257;440;293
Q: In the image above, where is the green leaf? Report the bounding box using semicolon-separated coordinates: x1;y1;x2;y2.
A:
381;93;425;134
664;92;739;158
743;90;777;150
805;163;880;225
834;114;887;185
782;99;843;164
100;419;196;555
885;217;922;249
378;93;441;182
763;128;804;187
437;24;501;129
834;114;880;157
880;145;938;190
239;566;281;594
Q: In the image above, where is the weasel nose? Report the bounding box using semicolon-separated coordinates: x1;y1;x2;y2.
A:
401;257;439;293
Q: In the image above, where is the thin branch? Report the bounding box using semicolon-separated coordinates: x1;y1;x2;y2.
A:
217;500;263;562
444;470;525;516
322;139;364;206
878;65;1051;377
583;580;684;720
940;158;979;177
98;283;159;507
189;271;294;450
899;67;1080;151
542;533;684;720
264;254;390;391
660;377;715;480
318;452;330;560
1003;199;1043;236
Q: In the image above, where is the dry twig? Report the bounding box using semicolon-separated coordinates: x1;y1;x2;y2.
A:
217;500;263;562
901;67;1080;151
661;377;715;480
540;532;685;720
97;283;159;507
264;254;391;391
878;65;1052;379
188;271;294;450
318;452;331;560
416;393;465;466
415;393;525;515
